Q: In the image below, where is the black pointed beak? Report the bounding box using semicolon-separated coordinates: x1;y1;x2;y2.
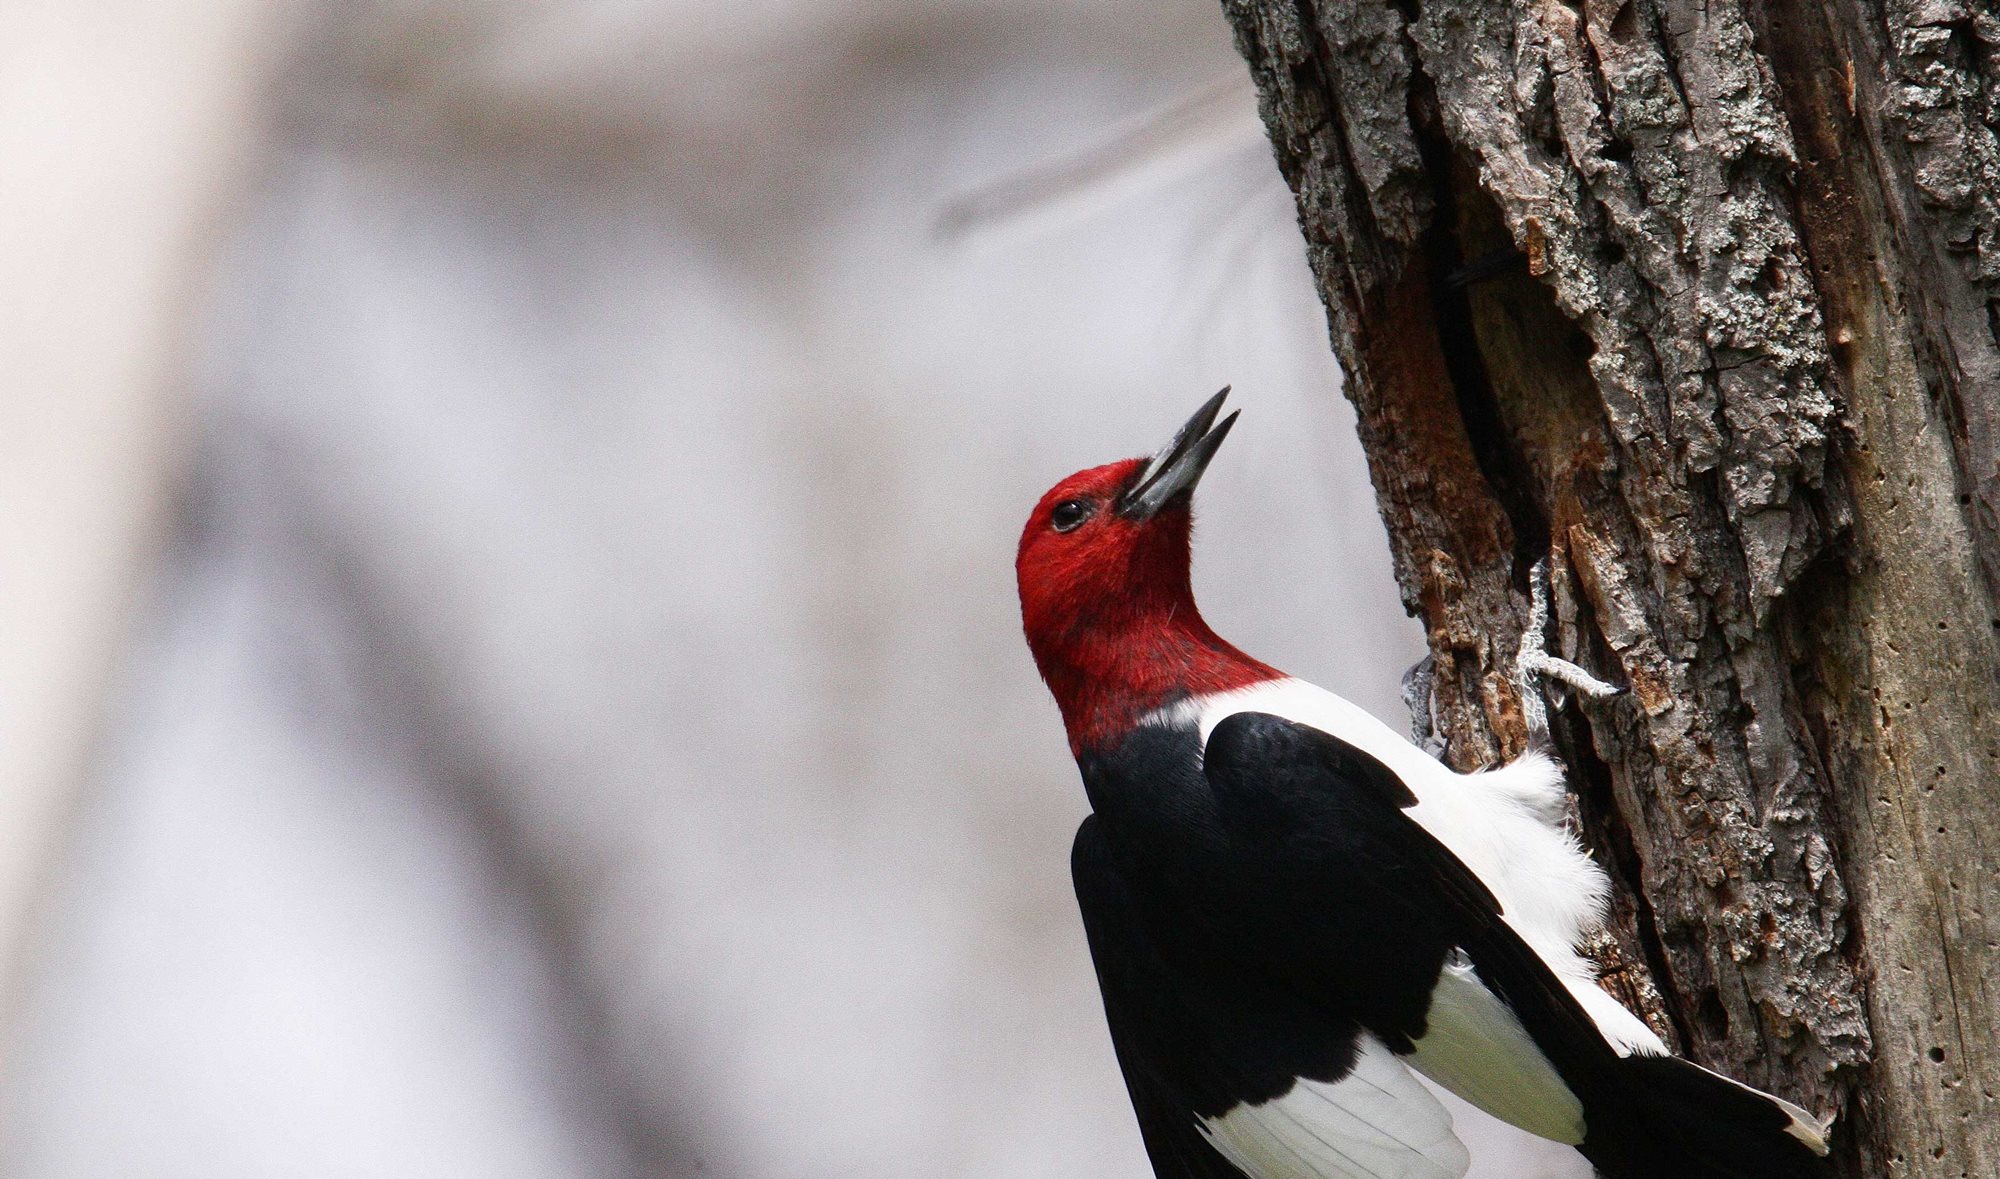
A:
1115;387;1240;521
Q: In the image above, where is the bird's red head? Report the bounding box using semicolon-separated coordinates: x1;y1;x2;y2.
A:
1017;390;1279;754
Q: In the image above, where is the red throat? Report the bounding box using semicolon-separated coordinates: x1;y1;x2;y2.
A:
1017;461;1280;755
1033;608;1280;755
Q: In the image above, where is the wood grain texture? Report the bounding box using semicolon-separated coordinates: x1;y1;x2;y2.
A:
1222;0;2000;1171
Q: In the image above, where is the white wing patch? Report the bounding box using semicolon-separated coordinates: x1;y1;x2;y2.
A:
1404;957;1585;1145
1196;1035;1471;1179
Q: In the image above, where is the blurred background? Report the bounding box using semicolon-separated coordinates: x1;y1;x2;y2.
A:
0;1;1421;1176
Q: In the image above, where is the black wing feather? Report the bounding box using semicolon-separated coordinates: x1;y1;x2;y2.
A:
1072;816;1250;1179
1199;711;1611;1065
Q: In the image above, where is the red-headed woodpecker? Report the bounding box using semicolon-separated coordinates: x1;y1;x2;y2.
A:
1018;390;1832;1179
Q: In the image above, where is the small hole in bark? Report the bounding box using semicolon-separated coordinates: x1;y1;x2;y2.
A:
1601;137;1635;163
1943;18;1979;65
1695;990;1730;1041
1609;0;1637;41
1753;255;1787;295
1533;115;1565;160
1930;1046;1947;1063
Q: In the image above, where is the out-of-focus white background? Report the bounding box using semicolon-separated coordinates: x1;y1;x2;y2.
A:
0;2;1423;1175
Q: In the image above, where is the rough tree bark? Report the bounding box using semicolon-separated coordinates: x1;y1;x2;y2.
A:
1220;0;2000;1174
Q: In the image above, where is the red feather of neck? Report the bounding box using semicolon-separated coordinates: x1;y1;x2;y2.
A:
1019;502;1278;755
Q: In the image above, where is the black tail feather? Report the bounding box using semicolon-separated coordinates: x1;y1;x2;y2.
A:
1447;861;1833;1178
1580;1052;1832;1179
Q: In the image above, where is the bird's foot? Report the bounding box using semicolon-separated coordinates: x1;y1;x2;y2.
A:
1515;557;1623;744
1401;654;1449;760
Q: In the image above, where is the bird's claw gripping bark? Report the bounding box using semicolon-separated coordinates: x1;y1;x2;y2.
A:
1403;560;1620;755
1401;654;1449;759
1515;557;1623;743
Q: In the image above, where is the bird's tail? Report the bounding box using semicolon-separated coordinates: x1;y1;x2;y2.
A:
1579;1051;1832;1179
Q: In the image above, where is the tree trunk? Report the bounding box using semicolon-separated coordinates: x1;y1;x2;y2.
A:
1219;0;2000;1173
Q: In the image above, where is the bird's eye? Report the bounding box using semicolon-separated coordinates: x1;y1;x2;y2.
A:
1050;499;1094;533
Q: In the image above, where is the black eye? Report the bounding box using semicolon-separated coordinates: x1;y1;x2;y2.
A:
1050;499;1094;533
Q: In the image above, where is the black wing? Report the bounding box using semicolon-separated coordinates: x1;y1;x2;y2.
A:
1072;796;1473;1179
1196;711;1611;1069
1071;816;1251;1179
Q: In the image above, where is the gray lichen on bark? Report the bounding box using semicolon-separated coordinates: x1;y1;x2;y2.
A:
1225;0;2000;1172
1890;2;2000;284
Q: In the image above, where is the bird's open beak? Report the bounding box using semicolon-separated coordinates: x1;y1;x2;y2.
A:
1116;387;1240;520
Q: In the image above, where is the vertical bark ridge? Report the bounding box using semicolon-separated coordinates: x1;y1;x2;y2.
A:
1751;1;2000;1171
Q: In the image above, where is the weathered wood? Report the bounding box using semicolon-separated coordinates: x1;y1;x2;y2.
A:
1221;0;2000;1172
